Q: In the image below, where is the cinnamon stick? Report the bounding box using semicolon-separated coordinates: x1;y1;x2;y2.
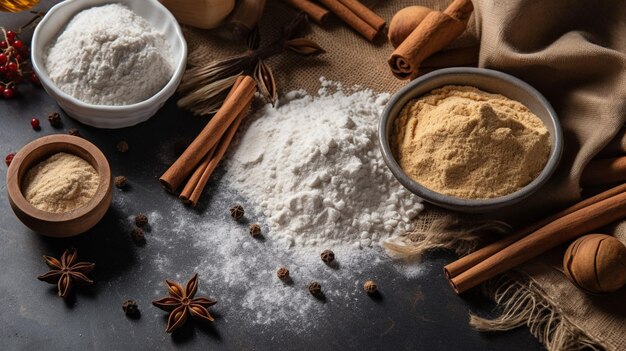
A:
159;75;257;192
581;156;626;186
179;146;217;203
447;189;626;294
280;0;330;24
187;109;249;207
444;183;626;281
179;76;247;201
388;0;473;79
317;0;378;42
336;0;385;31
419;45;478;69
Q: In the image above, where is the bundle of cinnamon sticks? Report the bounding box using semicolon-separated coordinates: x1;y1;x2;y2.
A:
445;183;626;294
388;0;474;79
160;75;257;207
281;0;385;42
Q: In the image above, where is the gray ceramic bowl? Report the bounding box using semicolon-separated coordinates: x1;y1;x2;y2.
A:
379;68;563;213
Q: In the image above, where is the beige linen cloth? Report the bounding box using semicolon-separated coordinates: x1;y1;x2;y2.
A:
183;0;626;349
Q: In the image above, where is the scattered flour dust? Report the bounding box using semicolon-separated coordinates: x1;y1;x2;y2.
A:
132;79;425;330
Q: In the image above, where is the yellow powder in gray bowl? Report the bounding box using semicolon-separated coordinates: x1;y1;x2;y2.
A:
392;85;551;199
21;152;100;213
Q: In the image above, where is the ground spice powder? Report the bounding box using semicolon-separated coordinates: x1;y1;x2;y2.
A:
22;152;99;213
392;85;551;199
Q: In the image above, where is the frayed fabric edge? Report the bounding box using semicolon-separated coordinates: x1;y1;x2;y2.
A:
470;274;604;351
385;211;606;351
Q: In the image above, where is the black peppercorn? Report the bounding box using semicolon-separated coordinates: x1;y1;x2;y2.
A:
117;141;129;153
115;176;127;189
67;128;80;136
308;281;321;295
122;299;139;316
321;249;335;264
363;280;377;294
230;204;244;220
135;214;148;227
277;267;290;280
47;112;61;127
249;223;261;236
130;227;144;243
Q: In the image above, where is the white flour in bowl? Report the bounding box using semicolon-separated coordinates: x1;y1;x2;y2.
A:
44;3;174;106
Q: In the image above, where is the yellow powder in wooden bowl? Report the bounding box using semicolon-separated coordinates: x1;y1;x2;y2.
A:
21;152;100;213
392;85;551;199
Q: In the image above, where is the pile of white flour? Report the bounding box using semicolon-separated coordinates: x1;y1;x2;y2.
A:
226;78;423;248
141;80;427;329
45;4;174;105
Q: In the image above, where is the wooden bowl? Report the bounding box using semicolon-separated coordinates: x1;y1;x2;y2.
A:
6;135;112;237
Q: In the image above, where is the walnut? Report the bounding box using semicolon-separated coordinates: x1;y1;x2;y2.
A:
563;234;626;294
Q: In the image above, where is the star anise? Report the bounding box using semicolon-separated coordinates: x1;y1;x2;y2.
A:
152;274;217;333
37;247;95;298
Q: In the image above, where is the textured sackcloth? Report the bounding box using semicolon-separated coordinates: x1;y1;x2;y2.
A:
183;1;626;350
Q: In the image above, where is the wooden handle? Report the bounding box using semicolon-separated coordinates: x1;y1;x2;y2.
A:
581;156;626;186
448;189;626;294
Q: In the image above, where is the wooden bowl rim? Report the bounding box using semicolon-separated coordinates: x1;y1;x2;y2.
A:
6;134;111;223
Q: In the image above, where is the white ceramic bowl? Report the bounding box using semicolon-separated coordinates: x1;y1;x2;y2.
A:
31;0;187;129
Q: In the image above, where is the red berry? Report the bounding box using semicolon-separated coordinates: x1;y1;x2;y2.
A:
14;54;21;62
12;40;22;50
30;72;40;85
6;62;17;72
5;31;15;42
0;53;6;65
0;41;6;49
2;87;14;99
0;65;5;75
30;118;40;129
5;153;15;167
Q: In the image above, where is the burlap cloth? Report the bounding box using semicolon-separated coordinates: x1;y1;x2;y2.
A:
184;1;626;349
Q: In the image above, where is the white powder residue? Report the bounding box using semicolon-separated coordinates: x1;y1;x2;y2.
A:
225;78;424;248
138;80;427;330
152;201;397;330
45;4;174;105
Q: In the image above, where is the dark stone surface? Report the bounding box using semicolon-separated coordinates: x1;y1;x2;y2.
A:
0;4;542;350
